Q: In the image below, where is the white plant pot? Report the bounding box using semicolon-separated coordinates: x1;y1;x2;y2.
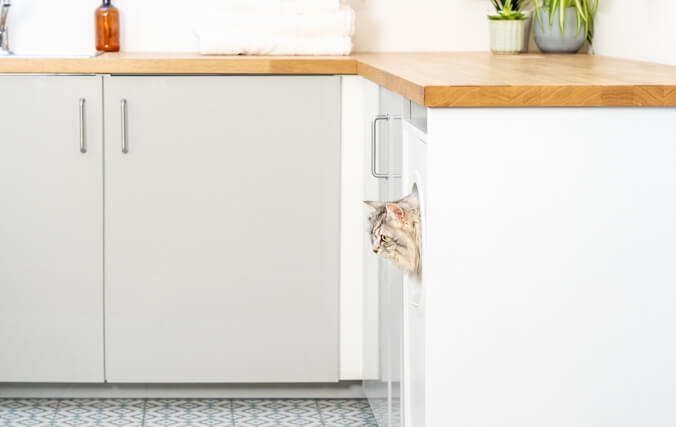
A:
489;18;529;54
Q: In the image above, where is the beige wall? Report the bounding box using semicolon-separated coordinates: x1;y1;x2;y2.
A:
9;0;489;53
6;0;676;66
350;0;488;52
593;0;676;66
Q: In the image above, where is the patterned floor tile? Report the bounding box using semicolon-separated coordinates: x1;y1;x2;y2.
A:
52;399;144;426
363;398;387;427
232;400;322;427
143;399;233;427
391;398;401;427
317;400;377;427
0;399;58;427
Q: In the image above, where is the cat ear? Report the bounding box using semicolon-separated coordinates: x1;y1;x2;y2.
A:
398;190;418;206
386;203;406;227
363;200;383;210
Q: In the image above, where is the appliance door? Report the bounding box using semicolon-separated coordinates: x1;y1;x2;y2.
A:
401;121;427;427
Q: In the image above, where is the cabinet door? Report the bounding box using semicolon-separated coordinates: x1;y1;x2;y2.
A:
104;76;340;382
0;76;104;382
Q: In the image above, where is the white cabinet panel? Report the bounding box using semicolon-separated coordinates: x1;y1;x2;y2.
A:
0;75;104;382
425;107;676;427
340;76;367;380
103;76;340;383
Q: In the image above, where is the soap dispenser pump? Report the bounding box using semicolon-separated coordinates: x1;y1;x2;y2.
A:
95;0;119;52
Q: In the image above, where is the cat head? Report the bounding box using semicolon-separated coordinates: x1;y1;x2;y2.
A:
364;198;419;275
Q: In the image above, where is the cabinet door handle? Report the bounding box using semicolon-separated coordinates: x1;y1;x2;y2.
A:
79;98;87;154
120;98;128;154
371;114;401;179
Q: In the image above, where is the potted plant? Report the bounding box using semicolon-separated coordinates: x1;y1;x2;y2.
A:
488;0;532;54
533;0;598;53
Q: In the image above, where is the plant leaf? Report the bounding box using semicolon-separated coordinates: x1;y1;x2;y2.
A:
549;0;557;26
574;0;587;21
534;0;544;30
560;0;566;35
585;1;594;43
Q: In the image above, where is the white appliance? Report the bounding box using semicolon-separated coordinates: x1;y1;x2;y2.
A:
401;121;427;427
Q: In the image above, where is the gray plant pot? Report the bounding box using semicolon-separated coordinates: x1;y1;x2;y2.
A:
533;7;586;53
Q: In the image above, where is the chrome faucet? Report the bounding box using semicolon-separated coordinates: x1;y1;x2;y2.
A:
0;0;12;56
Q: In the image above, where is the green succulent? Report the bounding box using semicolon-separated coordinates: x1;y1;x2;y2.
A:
489;0;528;20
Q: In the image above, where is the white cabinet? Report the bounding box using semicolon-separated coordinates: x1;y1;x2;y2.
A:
103;76;341;382
423;108;676;427
0;76;104;382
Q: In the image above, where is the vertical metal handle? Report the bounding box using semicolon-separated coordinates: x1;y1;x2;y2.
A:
78;98;86;153
373;114;403;179
120;98;128;154
371;114;389;178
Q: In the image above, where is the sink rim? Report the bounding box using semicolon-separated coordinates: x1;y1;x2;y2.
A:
0;51;103;59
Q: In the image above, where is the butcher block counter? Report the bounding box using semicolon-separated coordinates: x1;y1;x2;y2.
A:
1;52;676;107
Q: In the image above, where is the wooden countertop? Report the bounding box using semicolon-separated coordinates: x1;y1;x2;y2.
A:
0;52;357;75
2;52;676;107
355;53;676;107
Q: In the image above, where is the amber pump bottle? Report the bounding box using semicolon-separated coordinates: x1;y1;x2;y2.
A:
95;0;120;52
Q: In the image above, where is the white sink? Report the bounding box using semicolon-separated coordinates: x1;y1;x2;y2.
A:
0;51;102;58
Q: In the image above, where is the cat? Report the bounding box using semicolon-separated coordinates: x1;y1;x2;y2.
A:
364;191;421;279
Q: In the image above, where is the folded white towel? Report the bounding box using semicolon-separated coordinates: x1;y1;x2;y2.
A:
214;0;341;15
282;0;342;13
198;5;355;40
199;36;352;56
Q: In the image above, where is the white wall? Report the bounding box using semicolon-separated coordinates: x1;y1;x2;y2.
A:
7;0;676;64
8;0;489;53
593;0;676;66
350;0;487;52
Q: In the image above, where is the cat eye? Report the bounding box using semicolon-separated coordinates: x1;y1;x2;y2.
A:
381;235;389;242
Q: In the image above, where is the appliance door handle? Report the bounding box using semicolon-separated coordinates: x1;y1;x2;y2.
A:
79;98;87;154
120;98;128;154
371;114;401;179
371;114;389;179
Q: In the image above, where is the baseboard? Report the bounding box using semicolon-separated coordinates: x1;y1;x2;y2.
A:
0;381;365;399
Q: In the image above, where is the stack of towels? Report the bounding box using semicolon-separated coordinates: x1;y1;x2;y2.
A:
197;0;355;56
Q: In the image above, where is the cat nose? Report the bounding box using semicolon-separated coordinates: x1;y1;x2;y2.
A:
372;248;378;254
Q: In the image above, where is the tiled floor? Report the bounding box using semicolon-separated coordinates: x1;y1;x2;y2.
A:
0;398;377;426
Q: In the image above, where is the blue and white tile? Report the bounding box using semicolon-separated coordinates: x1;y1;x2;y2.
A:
143;399;233;426
232;399;322;426
390;398;401;427
362;398;386;427
0;399;58;426
317;399;377;427
52;398;144;426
